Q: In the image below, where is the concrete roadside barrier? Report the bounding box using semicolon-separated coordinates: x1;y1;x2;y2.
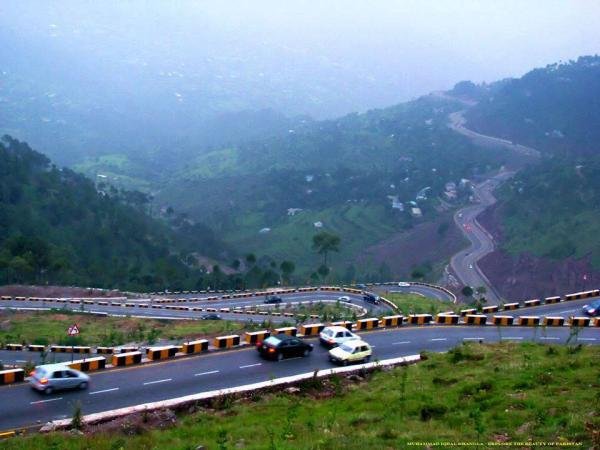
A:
111;351;142;367
593;318;600;327
5;344;23;351
524;299;541;308
27;344;46;352
481;305;498;314
299;323;325;336
181;340;209;355
492;315;513;326
565;290;599;301
380;315;404;327
68;356;106;372
213;335;240;349
569;317;591;327
245;331;270;345
0;369;25;385
464;314;487;325
435;314;459;325
543;316;564;327
460;308;476;317
96;347;115;354
503;302;519;311
407;314;433;325
355;318;379;331
50;345;91;354
146;345;179;361
517;316;540;326
544;296;561;304
274;327;297;336
330;320;354;330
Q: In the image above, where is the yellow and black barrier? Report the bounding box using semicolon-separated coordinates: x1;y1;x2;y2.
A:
214;335;241;349
464;314;487;325
0;369;25;385
593;318;600;327
299;323;325;336
0;295;12;300
97;301;109;306
523;299;541;308
50;345;91;354
460;308;477;317
27;345;46;352
68;356;106;372
355;318;380;331
330;320;354;330
15;296;26;301
569;317;591;327
503;302;519;311
565;290;599;301
124;303;135;308
5;344;23;351
181;340;209;354
435;314;459;325
274;327;297;336
245;330;270;345
481;305;498;314
492;315;514;326
118;346;139;353
543;316;564;327
111;351;142;367
517;316;540;326
380;316;404;327
146;345;180;361
96;347;115;354
544;296;561;304
407;314;433;325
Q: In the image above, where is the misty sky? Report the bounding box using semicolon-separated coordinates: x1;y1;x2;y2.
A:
1;0;599;163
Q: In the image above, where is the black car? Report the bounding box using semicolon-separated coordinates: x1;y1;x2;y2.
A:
363;293;380;305
201;313;222;320
582;299;600;317
257;335;313;361
264;295;283;304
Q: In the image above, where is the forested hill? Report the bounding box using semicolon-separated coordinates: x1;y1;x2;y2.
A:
463;55;600;155
0;135;225;291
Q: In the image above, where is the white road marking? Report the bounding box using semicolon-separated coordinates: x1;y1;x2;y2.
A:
89;387;119;395
239;363;262;369
143;378;172;385
194;370;220;377
430;338;447;341
501;337;523;340
540;337;560;340
392;341;410;345
463;337;484;340
30;397;63;405
578;338;596;341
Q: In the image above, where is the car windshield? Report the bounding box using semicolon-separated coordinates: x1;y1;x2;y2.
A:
339;343;354;352
263;336;282;346
322;329;333;337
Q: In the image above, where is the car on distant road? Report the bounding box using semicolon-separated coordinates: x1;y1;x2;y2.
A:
264;295;283;304
582;299;600;316
201;313;222;320
329;340;372;366
363;293;380;304
319;326;360;347
30;364;89;394
338;295;351;302
257;335;313;361
469;264;473;269
397;282;410;287
356;283;367;289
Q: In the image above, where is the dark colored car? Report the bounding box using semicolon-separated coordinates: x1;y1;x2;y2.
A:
356;283;367;290
582;299;600;317
363;293;380;305
264;295;283;304
201;313;222;320
257;335;313;361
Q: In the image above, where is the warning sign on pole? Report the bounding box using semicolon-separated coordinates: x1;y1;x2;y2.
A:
67;324;80;336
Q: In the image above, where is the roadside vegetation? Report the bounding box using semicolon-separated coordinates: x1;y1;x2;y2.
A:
4;342;598;449
385;292;458;315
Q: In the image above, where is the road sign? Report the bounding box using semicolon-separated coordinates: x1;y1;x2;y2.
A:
67;324;80;336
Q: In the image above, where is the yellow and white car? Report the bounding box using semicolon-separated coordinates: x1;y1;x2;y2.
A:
328;339;372;366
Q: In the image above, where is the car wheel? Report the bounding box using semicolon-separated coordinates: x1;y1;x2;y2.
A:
79;382;88;390
44;386;53;395
303;349;310;357
342;359;348;366
277;352;284;361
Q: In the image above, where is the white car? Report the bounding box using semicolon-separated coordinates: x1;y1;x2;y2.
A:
338;295;351;302
319;326;360;347
329;340;372;365
397;282;410;287
29;364;90;394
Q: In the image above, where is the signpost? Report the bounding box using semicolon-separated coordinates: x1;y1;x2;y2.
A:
67;324;80;362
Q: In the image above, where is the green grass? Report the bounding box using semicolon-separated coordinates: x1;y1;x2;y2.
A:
5;343;598;448
385;293;457;315
0;310;252;347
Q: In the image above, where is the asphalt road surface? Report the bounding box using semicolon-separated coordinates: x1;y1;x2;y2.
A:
0;325;597;431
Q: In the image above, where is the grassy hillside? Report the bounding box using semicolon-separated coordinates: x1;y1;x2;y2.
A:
6;343;598;449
